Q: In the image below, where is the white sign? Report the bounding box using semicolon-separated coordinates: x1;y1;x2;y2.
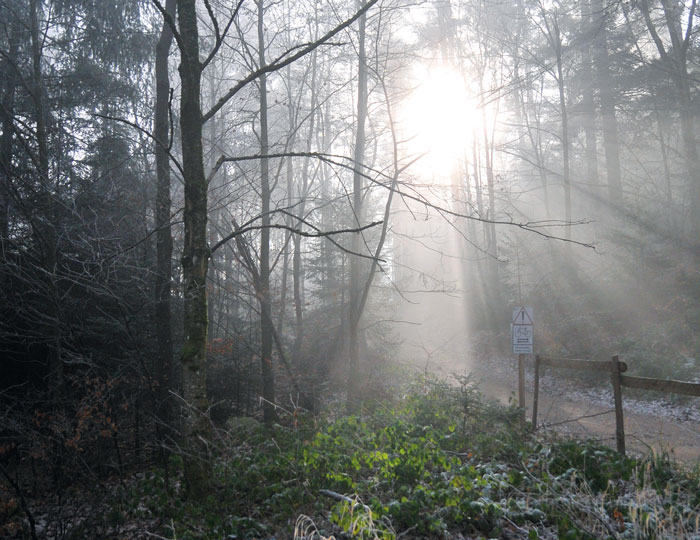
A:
512;306;533;325
512;306;533;354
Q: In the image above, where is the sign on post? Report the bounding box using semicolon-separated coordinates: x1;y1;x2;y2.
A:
512;306;533;424
512;307;533;354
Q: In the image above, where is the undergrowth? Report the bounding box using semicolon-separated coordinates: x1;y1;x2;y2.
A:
57;373;700;539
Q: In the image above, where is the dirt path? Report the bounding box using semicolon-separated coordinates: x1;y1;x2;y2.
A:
479;377;700;463
430;357;700;465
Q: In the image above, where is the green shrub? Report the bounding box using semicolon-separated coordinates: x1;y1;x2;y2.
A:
110;371;700;539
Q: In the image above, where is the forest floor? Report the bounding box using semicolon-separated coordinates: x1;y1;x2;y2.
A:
6;360;700;539
426;355;700;465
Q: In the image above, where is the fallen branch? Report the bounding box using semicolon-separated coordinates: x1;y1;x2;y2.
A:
319;489;371;512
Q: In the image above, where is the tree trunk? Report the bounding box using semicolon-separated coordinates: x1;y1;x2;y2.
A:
0;23;18;249
580;0;600;207
277;170;291;336
653;105;674;217
154;0;176;435
482;112;498;258
320;89;334;305
257;0;276;424
347;1;367;406
277;64;296;337
176;0;211;498
29;0;62;402
525;74;550;218
555;43;571;237
592;0;623;209
292;50;318;366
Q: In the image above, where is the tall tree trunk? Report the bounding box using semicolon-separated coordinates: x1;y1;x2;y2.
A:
292;49;318;366
277;65;296;336
257;0;276;424
580;0;600;207
0;26;17;249
555;44;571;236
539;8;571;233
481;101;502;327
320;80;334;306
30;0;65;490
471;131;485;233
154;0;176;435
653;105;674;217
482;113;498;257
347;1;367;405
524;73;550;218
593;0;623;208
176;0;211;497
30;0;61;401
206;62;222;341
29;0;48;188
277;177;292;335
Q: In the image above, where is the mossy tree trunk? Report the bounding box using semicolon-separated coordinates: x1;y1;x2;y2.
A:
176;0;212;498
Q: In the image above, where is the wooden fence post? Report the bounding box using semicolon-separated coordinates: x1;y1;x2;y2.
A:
532;355;540;430
518;353;526;423
611;355;625;455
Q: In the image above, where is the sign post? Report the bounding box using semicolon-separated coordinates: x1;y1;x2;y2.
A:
512;307;533;423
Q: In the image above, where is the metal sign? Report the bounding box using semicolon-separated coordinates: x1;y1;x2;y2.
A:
512;306;533;354
512;307;533;325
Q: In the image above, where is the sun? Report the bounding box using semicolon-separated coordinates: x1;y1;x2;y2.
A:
401;65;477;180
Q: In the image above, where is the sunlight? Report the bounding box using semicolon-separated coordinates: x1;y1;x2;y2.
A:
402;65;477;180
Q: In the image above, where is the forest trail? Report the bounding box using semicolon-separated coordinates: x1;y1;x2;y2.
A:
427;357;700;465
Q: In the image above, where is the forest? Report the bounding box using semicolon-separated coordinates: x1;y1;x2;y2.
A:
2;0;700;538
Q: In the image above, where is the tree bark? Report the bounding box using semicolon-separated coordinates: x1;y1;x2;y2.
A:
292;49;318;366
555;37;571;236
347;0;367;406
257;0;276;424
522;71;550;218
580;0;600;206
154;0;176;434
592;0;623;208
277;150;292;336
0;23;18;248
176;0;211;497
29;0;62;403
482;111;498;258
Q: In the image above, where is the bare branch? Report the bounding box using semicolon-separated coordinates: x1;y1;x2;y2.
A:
683;0;697;53
211;218;384;259
202;0;245;69
213;151;595;249
93;113;185;179
202;0;379;122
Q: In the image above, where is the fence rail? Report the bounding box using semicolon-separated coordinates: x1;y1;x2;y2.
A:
619;375;700;397
527;354;700;456
537;356;628;373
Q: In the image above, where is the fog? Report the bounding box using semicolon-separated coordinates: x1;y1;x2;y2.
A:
392;184;472;371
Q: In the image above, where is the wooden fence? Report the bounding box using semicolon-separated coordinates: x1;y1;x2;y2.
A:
526;355;700;455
